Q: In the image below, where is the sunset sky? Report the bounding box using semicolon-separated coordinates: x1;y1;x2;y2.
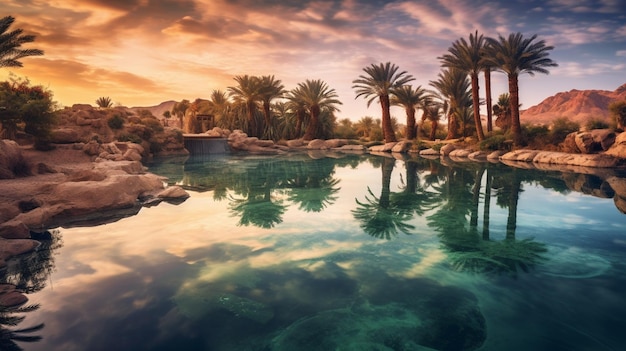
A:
2;0;625;121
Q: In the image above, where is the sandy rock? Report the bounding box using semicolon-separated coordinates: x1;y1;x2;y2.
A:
0;140;30;179
391;140;412;153
468;151;488;160
0;239;40;269
419;148;440;156
286;139;306;148
449;149;471;157
501;150;540;162
324;139;349;149
440;143;456;156
94;160;146;174
123;148;143;161
0;220;31;239
369;142;396;152
157;186;190;199
50;128;80;144
307;139;327;149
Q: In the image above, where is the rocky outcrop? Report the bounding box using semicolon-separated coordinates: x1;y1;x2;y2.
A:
0;140;30;179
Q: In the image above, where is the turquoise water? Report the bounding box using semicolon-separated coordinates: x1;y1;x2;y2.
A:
3;152;626;351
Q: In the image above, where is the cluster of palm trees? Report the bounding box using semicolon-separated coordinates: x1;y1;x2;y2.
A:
173;75;343;141
354;31;557;146
171;31;556;146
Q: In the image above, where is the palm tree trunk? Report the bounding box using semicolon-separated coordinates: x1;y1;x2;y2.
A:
508;74;522;146
303;105;320;140
429;120;438;140
446;112;458;139
295;109;305;138
406;106;417;140
484;68;493;132
380;95;397;143
506;171;521;240
471;73;485;141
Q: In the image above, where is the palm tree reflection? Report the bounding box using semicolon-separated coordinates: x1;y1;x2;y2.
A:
429;163;547;276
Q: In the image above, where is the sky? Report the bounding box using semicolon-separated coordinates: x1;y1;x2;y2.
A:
2;0;625;121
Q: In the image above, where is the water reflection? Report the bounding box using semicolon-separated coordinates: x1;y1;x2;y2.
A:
3;153;625;350
0;230;61;350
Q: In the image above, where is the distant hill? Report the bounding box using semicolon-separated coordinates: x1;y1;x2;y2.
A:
521;83;626;125
126;100;177;119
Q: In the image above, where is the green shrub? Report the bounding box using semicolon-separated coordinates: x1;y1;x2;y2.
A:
117;133;142;144
107;114;124;129
479;134;508;151
585;118;610;130
141;117;164;133
549;118;579;144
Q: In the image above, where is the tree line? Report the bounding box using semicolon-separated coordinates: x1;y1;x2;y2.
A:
3;14;626;150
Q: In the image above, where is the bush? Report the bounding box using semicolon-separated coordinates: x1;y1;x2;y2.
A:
117;133;142;144
141;117;164;133
585;118;610;130
107;114;124;129
479;134;508;151
550;118;579;144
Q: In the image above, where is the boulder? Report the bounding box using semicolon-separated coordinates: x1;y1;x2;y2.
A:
50;128;80;144
157;186;190;200
419;148;440;156
605;132;626;159
324;139;349;149
0;140;30;179
501;150;539;162
0;239;40;269
440;143;456;156
0;220;31;239
307;139;327;149
449;149;472;157
391;140;412;153
286;139;306;148
369;142;396;152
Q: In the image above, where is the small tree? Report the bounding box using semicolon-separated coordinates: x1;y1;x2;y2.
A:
0;76;56;148
609;100;626;130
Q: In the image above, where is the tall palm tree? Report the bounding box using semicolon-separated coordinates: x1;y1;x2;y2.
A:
259;75;286;137
439;31;487;141
293;79;342;140
484;32;558;146
0;16;43;68
286;87;309;138
353;62;415;143
228;75;263;137
390;85;425;140
429;68;472;139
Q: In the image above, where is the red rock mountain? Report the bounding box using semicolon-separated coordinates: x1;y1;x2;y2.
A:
521;83;626;125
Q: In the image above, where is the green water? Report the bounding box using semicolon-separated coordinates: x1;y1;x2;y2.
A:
3;152;626;351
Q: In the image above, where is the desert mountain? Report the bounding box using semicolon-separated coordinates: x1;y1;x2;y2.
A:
127;100;177;118
521;83;626;125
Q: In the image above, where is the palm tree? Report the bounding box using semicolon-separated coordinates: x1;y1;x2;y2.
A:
390;85;426;140
422;99;445;141
95;96;113;109
259;75;286;138
228;75;263;137
293;79;342;140
429;68;472;139
439;31;487;141
286;87;309;138
354;116;376;139
484;32;558;146
171;99;190;130
484;65;494;132
353;62;415;143
0;16;43;68
493;93;512;131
